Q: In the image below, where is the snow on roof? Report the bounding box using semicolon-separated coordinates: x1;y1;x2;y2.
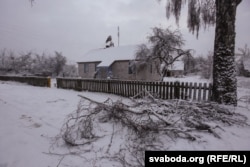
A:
78;45;138;67
78;45;184;70
170;60;184;71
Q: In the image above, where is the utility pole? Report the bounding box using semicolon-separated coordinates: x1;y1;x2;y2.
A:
117;26;120;46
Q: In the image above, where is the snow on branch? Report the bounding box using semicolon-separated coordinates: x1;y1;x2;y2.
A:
54;91;249;166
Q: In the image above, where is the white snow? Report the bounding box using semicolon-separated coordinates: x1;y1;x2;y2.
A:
169;59;184;71
0;77;250;167
78;45;138;67
164;75;212;84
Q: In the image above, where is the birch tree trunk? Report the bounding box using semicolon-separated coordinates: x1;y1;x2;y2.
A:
212;0;241;106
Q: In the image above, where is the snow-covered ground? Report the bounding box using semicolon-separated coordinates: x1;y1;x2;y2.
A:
163;75;212;84
0;76;250;167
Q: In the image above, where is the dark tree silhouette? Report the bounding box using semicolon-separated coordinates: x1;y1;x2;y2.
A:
135;27;191;80
163;0;242;106
54;51;67;76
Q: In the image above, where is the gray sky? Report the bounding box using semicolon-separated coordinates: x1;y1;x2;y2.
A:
0;0;249;62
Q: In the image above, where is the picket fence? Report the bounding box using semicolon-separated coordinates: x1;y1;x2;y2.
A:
56;78;213;101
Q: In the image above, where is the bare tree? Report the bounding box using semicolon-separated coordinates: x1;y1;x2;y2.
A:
0;49;7;70
135;27;191;80
54;51;67;76
133;44;151;75
18;52;33;72
62;64;78;77
238;44;250;58
162;0;242;106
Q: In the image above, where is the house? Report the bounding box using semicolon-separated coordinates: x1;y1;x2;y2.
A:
77;45;184;81
235;53;250;77
242;56;250;77
166;59;184;77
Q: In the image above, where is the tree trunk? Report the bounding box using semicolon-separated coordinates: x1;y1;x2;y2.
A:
212;0;241;106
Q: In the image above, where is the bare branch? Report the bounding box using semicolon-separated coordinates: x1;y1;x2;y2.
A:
55;93;248;166
164;0;216;37
135;27;188;79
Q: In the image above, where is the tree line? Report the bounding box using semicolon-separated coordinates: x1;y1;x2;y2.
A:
0;49;77;77
183;44;250;79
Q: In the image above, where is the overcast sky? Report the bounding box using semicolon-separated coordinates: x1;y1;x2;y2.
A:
0;0;249;62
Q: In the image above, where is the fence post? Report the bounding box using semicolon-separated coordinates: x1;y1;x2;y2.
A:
76;79;82;91
169;82;173;99
203;83;207;101
174;81;180;99
56;78;60;88
47;77;51;87
208;83;213;101
108;79;111;93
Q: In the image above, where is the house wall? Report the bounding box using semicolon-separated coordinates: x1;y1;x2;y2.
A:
78;60;161;81
112;61;161;81
78;62;100;78
169;70;184;77
96;67;109;79
135;62;161;81
111;61;135;80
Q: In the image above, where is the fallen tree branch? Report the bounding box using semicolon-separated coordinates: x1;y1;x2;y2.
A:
57;90;249;167
56;155;65;167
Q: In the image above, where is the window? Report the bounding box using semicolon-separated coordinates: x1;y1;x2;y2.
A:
84;63;89;73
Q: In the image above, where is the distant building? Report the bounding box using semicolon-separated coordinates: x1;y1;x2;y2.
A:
77;45;184;80
235;53;250;77
166;59;184;77
243;57;250;76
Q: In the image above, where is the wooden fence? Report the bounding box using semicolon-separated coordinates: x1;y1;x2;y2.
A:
56;78;213;101
0;75;51;87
